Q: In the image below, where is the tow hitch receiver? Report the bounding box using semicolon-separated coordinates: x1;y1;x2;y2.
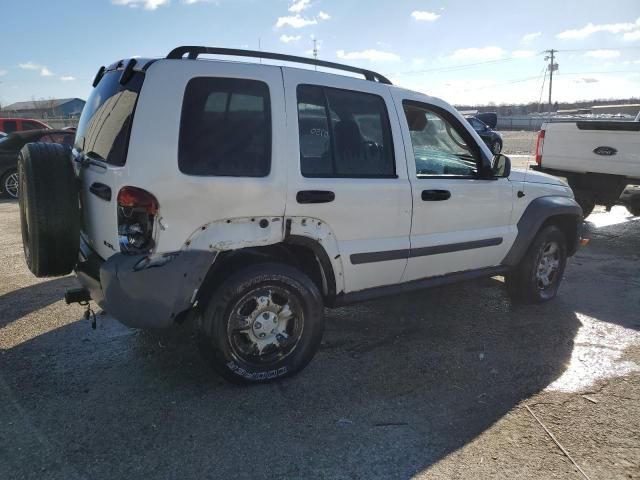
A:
65;287;91;305
65;287;96;329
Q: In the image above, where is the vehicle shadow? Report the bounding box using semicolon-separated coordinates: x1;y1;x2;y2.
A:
0;276;78;328
1;276;581;479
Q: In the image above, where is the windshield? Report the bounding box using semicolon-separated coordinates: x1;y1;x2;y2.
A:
75;70;144;166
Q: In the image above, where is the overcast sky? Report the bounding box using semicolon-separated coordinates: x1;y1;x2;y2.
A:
1;0;639;106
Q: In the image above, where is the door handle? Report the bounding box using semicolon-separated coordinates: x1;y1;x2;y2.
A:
296;190;335;204
89;182;112;202
422;189;451;201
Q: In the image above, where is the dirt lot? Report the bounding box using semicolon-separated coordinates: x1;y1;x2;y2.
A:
1;198;639;480
501;130;538;157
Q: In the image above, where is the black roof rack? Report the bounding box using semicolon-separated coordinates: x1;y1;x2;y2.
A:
166;46;392;85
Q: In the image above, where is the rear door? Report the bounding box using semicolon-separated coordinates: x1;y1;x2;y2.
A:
283;69;412;293
74;68;144;259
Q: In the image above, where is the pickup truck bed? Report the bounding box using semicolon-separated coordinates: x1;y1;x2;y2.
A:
534;119;640;217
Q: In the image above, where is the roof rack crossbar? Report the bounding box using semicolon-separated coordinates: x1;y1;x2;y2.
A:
166;46;392;85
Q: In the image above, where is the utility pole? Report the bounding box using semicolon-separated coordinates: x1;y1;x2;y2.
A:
312;37;318;70
544;49;558;116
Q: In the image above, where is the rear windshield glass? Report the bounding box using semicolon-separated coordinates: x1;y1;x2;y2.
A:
75;70;144;166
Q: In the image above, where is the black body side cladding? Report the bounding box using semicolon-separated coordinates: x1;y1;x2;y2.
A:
502;196;582;267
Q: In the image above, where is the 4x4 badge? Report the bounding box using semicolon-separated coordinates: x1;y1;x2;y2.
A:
593;146;617;156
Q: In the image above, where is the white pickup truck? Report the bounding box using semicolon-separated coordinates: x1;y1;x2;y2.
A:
533;114;640;217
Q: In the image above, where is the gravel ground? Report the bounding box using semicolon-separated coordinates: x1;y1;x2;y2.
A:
501;130;538;157
1;198;639;479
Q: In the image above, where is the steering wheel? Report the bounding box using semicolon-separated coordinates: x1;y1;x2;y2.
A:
445;123;469;150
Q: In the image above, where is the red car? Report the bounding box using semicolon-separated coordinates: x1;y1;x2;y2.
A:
0;129;74;199
0;118;51;134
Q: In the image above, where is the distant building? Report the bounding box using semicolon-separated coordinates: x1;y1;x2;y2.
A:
590;104;640;116
1;98;86;119
557;108;593;115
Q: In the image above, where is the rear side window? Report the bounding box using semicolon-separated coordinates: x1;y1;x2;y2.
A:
297;85;395;178
3;120;17;133
75;70;144;166
179;77;271;177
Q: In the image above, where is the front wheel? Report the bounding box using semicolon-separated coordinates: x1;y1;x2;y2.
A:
506;225;568;304
196;263;325;384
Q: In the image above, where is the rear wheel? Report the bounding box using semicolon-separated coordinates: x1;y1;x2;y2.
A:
506;225;568;304
1;169;18;199
196;263;325;384
627;205;640;217
18;142;79;277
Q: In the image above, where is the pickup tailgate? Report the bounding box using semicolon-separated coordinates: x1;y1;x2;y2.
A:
541;121;640;179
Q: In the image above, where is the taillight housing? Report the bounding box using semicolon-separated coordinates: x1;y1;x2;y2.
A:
117;186;159;254
535;129;545;165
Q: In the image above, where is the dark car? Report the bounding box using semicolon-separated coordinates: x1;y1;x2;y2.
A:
466;116;502;154
0;129;74;199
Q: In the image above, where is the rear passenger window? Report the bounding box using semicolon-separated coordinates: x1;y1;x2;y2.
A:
297;85;395;178
179;77;271;177
3;121;17;133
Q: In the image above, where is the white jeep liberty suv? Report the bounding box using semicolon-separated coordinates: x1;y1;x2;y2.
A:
18;46;582;383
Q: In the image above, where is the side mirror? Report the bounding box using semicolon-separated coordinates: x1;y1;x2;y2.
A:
492;153;511;178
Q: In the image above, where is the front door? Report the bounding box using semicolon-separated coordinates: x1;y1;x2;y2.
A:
283;69;412;293
392;94;516;282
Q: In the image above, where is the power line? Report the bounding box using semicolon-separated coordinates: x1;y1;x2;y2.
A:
536;65;548;113
458;75;543;92
395;46;640;77
454;68;640;93
395;57;520;76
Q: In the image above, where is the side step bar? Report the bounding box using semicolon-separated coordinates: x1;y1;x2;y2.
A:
65;287;91;305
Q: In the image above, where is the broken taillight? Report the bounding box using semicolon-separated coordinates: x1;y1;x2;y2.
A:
117;186;158;254
535;129;545;165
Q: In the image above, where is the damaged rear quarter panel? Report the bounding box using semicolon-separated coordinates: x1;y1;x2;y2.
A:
182;217;285;252
182;216;346;295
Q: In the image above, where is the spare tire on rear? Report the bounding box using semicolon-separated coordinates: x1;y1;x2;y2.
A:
18;142;80;277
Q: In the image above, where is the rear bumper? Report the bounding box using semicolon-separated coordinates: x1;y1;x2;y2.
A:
75;237;216;329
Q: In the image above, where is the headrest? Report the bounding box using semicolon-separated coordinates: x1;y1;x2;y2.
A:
405;108;427;131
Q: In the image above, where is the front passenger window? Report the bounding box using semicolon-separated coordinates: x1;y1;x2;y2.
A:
403;103;478;177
